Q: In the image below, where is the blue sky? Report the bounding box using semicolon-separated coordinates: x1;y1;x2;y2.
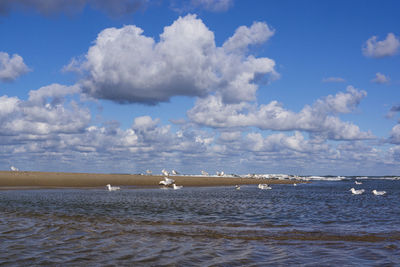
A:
0;0;399;175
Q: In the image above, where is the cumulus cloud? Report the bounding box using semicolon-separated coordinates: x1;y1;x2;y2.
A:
389;124;400;144
371;72;390;84
67;14;277;104
386;105;400;119
188;86;372;141
243;131;329;153
0;52;30;82
0;89;392;174
322;77;345;83
0;0;147;17
222;21;274;53
363;33;400;58
0;84;89;136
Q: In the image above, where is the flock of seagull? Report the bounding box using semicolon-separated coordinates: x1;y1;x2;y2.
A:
159;176;183;189
350;181;386;196
105;172;387;196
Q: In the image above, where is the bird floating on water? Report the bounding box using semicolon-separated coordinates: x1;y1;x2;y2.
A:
235;185;241;190
258;184;272;190
350;188;364;195
159;177;175;186
173;184;183;190
106;184;120;191
372;190;386;196
355;181;363;185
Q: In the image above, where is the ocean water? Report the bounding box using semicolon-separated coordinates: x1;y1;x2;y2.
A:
0;179;399;266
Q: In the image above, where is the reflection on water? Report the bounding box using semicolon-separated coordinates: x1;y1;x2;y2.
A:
0;180;399;265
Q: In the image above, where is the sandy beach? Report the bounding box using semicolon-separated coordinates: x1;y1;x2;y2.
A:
0;171;300;188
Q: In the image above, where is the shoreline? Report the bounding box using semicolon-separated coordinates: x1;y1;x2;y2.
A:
0;171;302;188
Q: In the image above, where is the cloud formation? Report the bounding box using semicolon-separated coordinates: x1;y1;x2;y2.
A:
389;125;400;144
0;82;395;175
67;14;277;104
363;33;400;58
371;72;390;84
188;86;372;141
0;84;89;136
0;0;147;17
0;52;30;82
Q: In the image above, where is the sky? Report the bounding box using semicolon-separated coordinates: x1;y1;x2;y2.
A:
0;0;399;176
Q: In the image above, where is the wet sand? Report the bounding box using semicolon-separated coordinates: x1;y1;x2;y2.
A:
0;171;300;188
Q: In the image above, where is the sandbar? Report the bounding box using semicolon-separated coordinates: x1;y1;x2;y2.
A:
0;171;302;188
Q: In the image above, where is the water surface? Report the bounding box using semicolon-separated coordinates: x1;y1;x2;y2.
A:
0;179;399;265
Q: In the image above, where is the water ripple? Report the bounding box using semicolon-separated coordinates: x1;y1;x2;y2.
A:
0;181;399;265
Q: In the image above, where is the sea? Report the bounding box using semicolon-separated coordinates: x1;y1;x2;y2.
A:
0;177;399;266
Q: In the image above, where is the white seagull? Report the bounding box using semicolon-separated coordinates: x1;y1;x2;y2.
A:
201;170;209;176
159;177;175;186
372;190;386;196
172;184;183;190
235;185;241;190
355;181;363;185
258;184;272;190
161;169;169;176
106;184;120;191
350;188;365;195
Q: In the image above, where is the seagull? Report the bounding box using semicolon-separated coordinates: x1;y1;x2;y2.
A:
258;184;272;190
372;190;386;196
172;184;183;190
355;181;363;185
235;185;241;190
293;183;297;186
159;177;175;186
161;169;169;176
350;188;364;195
106;184;120;191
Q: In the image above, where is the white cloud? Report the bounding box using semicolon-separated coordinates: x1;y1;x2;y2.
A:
0;52;30;82
322;77;345;83
243;131;329;153
222;21;274;53
68;14;277;104
371;72;390;84
0;84;90;136
387;104;400;119
389;124;400;144
188;86;372;141
0;91;395;175
363;33;400;58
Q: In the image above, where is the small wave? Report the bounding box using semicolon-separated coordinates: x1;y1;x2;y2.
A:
298;176;347;181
